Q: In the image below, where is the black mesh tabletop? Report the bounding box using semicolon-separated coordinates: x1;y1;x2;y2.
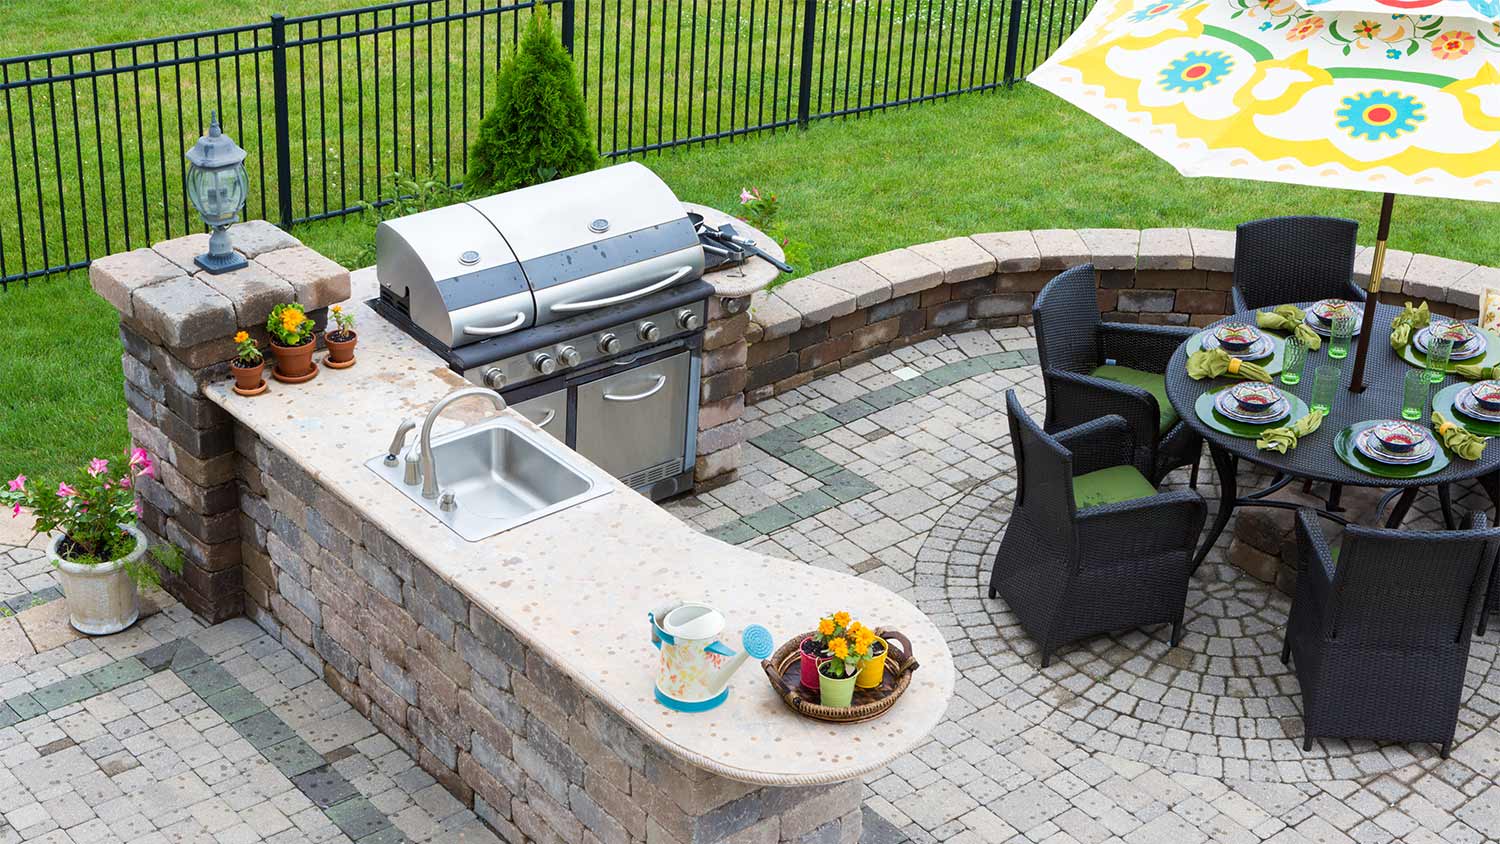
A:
1165;303;1500;489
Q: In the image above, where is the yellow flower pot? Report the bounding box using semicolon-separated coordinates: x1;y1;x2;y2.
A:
855;636;889;689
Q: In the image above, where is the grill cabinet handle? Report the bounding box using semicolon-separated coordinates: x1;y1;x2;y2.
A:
551;265;694;313
463;312;528;337
530;409;557;428
603;374;669;403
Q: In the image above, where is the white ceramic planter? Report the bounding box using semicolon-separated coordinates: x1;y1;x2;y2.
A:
48;524;144;636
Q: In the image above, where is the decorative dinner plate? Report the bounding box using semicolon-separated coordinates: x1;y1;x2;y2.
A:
1455;385;1500;423
1414;323;1487;361
1302;311;1364;337
1334;422;1450;480
1309;299;1360;325
1199;333;1276;361
1214;390;1290;425
1354;427;1436;465
1436;383;1500;437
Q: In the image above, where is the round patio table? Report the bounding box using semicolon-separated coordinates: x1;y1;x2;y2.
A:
1165;302;1500;568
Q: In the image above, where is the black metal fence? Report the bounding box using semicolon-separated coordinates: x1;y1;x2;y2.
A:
0;0;1091;288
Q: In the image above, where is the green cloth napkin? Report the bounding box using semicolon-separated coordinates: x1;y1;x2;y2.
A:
1454;363;1499;381
1388;301;1431;351
1433;410;1488;460
1256;409;1327;454
1257;305;1321;351
1185;348;1271;382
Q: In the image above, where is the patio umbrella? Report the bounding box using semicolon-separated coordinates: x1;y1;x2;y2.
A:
1029;0;1500;391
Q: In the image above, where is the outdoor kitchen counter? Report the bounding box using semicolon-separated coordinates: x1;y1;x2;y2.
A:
204;268;955;787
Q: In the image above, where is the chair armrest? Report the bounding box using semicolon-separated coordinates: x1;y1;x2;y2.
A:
1100;322;1197;373
1076;489;1208;560
1344;280;1368;303
1053;414;1138;477
1294;508;1337;612
1043;370;1160;477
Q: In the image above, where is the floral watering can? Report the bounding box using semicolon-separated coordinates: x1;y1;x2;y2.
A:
649;601;773;712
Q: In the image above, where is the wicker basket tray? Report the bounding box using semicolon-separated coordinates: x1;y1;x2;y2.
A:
761;628;920;723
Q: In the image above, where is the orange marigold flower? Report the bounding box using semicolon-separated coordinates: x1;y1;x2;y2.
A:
234;331;249;343
855;628;876;654
833;611;851;629
828;637;849;660
818;618;836;637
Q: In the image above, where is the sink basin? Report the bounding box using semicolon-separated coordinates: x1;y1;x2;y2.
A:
367;416;612;541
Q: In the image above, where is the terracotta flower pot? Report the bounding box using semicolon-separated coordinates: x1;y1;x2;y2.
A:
799;636;829;693
50;524;144;636
855;637;888;689
818;662;858;708
230;359;265;392
270;337;317;381
325;330;357;366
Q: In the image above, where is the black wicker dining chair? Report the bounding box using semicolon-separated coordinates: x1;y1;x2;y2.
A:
1282;509;1499;758
1231;216;1362;313
1033;263;1202;485
988;390;1207;667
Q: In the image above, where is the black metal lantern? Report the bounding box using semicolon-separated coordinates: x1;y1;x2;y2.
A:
185;111;249;274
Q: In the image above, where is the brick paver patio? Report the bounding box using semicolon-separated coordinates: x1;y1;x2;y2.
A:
6;326;1500;842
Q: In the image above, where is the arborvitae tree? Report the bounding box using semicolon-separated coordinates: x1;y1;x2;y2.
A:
466;9;597;194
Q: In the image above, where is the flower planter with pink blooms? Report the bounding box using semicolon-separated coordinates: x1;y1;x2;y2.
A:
1;450;182;635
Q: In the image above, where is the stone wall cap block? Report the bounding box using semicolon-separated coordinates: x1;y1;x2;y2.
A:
1354;245;1413;286
1075;229;1140;271
89;248;187;318
1188;228;1236;273
748;289;802;341
134;275;237;349
1030;229;1090;271
230;220;303;258
860;248;944;297
152;233;219;275
907;236;996;283
1404;253;1478;303
971;231;1041;273
1137;228;1194;271
196;261;298;328
810;260;892;309
769;278;858;328
1447;265;1499;311
256;246;352;310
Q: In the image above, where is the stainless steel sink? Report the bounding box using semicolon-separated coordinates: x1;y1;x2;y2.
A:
367;415;612;541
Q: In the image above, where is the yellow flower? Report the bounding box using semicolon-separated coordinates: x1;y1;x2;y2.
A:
828;637;849;661
854;627;876;655
818;618;835;637
332;304;343;313
833;611;851;629
234;331;249;343
280;309;305;332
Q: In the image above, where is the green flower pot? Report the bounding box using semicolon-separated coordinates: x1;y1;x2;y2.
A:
818;666;858;708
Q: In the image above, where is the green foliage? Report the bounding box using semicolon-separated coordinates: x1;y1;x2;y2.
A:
1;449;156;562
466;9;597;195
266;302;316;347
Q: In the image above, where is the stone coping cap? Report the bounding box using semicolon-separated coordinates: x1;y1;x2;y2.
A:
747;228;1499;333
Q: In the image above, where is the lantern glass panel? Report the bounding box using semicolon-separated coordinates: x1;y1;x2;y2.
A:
186;164;248;226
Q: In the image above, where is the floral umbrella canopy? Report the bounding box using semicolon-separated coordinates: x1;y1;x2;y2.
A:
1030;0;1500;387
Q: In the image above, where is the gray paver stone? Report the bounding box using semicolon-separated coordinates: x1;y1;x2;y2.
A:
751;288;810;340
1030;229;1090;271
813;260;893;309
197;261;297;327
908;237;996;283
861;248;945;297
1404;254;1478;303
1138;227;1194;270
772;278;858;328
1076;229;1140;271
1188;228;1236;273
256;246;352;310
970;232;1042;274
229;219;302;258
89;248;188;318
132;275;237;349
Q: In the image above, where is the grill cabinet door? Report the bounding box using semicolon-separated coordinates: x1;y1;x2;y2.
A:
509;389;568;442
573;351;690;483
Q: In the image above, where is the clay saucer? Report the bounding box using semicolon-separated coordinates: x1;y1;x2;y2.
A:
323;356;356;370
232;380;269;397
272;365;319;384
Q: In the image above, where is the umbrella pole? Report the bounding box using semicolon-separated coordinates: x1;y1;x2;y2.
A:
1348;192;1396;393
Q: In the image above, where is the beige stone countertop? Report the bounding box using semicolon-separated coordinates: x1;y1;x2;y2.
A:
205;269;953;787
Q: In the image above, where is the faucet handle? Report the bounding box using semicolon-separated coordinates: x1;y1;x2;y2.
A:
403;446;422;486
384;419;418;465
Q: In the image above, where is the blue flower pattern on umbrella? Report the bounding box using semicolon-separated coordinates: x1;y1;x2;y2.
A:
1336;90;1426;141
1159;51;1235;92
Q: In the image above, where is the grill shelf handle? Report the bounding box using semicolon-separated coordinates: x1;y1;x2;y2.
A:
463;312;528;337
603;375;668;403
528;409;557;428
551;265;694;313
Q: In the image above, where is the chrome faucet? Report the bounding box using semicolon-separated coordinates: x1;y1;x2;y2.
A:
419;387;508;499
383;419;417;467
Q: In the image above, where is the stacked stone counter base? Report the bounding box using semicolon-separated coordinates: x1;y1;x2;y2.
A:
89;221;351;622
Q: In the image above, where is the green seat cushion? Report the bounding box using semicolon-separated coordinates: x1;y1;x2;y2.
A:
1073;464;1158;509
1090;365;1179;435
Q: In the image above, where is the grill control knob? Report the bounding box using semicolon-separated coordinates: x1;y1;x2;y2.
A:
677;309;702;330
558;346;581;367
639;322;660;343
482;367;507;389
598;333;621;355
532;353;557;375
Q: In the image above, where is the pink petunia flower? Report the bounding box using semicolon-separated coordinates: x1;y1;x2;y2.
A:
6;474;23;492
119;475;132;489
129;447;149;468
133;500;143;516
139;458;155;479
88;458;110;477
739;188;755;204
10;504;20;518
57;482;77;497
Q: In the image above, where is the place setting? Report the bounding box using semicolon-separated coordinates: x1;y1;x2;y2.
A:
1193;381;1310;439
1433;378;1500;437
1189;321;1285;376
1397;314;1500;373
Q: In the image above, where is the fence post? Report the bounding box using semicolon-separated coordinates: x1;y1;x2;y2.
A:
560;0;576;53
270;14;295;231
1002;0;1025;86
796;0;817;130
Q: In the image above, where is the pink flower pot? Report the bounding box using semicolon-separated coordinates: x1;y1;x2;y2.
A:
799;636;828;693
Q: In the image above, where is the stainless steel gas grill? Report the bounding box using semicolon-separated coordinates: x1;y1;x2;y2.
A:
371;162;713;501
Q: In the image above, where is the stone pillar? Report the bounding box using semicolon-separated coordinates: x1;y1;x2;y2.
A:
696;293;752;487
88;220;350;622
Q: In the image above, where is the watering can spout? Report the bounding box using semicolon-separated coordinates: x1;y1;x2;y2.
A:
705;625;775;695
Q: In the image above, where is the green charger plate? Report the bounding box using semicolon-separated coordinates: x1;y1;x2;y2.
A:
1194;387;1310;439
1398;328;1500;374
1333;420;1451;479
1191;330;1284;377
1433;382;1500;436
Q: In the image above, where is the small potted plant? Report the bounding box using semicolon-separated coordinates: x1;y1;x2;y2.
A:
800;610;851;693
0;449;183;635
324;304;357;369
851;622;888;689
230;330;267;395
266;302;318;382
818;630;865;708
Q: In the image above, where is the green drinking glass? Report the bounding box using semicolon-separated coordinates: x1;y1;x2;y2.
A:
1311;365;1341;414
1426;335;1454;384
1402;370;1429;421
1328;316;1355;360
1280;337;1307;386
